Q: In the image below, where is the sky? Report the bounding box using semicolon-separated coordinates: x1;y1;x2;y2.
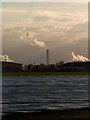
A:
1;2;88;64
1;0;90;2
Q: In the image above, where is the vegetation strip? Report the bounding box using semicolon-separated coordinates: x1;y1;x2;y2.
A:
2;72;90;76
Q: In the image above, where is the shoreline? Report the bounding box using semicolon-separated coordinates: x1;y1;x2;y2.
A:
2;72;90;76
2;107;90;120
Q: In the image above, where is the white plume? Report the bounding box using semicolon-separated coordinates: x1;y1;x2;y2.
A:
19;28;47;48
0;55;14;62
32;39;46;48
27;32;35;39
72;52;89;62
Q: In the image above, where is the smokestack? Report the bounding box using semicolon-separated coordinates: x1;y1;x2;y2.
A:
46;49;49;65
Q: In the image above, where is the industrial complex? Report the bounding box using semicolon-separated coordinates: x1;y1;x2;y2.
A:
0;49;90;72
1;62;22;72
1;61;90;72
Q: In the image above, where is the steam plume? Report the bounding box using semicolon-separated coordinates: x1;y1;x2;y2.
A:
0;55;14;62
32;39;47;48
27;32;35;39
72;52;89;62
19;28;47;48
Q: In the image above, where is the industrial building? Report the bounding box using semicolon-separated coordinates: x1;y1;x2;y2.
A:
56;61;90;72
1;61;22;72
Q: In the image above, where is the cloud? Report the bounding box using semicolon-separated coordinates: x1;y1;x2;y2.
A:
33;16;50;22
2;6;87;33
1;8;27;14
1;0;89;2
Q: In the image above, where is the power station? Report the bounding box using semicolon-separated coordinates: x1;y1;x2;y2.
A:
46;49;49;65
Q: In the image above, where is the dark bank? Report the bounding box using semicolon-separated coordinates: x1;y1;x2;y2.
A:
2;108;90;120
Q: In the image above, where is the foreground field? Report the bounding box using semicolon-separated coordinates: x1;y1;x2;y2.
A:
2;71;90;76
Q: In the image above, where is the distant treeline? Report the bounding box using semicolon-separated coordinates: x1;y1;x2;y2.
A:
1;61;90;72
24;61;64;72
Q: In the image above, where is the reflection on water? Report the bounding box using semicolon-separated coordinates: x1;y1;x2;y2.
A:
2;76;88;113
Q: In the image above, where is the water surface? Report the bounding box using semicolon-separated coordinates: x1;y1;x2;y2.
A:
2;76;88;113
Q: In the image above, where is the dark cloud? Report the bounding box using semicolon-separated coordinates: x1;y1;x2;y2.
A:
73;22;88;31
33;16;50;22
59;18;70;22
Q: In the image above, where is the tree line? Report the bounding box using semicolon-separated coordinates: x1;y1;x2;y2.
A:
24;61;64;72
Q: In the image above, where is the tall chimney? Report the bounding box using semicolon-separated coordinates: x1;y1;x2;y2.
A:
46;49;49;65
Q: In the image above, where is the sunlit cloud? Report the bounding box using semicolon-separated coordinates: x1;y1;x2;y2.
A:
2;8;27;13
